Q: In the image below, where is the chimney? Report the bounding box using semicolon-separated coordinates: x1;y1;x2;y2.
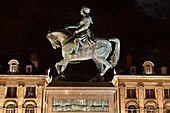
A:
31;51;38;67
127;53;132;68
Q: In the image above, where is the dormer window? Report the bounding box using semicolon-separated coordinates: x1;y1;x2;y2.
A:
161;66;167;74
143;61;154;74
8;59;19;73
26;65;32;73
130;66;137;74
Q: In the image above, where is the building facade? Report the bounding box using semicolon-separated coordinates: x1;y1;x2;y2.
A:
0;74;50;113
112;61;170;113
1;57;170;113
113;75;170;113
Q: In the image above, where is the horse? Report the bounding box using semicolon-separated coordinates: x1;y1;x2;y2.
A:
47;29;120;80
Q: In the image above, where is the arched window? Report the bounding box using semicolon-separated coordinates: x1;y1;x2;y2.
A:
164;103;170;113
146;105;156;113
166;109;170;113
6;104;15;113
143;61;154;74
25;104;34;113
8;59;19;73
128;105;136;113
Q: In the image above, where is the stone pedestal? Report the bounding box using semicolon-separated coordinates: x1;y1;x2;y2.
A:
45;82;116;113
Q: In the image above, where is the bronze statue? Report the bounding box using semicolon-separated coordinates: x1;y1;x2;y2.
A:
47;6;120;81
47;29;120;79
66;6;94;54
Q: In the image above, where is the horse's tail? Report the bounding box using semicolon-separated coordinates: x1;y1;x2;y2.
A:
108;38;120;68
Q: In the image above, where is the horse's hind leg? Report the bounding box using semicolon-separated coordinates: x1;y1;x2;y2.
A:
93;58;104;73
94;57;111;76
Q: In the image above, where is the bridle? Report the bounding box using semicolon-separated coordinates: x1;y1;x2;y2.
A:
47;32;61;48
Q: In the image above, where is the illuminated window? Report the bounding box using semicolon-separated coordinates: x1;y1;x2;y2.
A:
26;65;32;73
8;59;19;73
6;104;15;113
161;66;167;74
166;109;170;113
130;66;136;74
165;106;170;113
128;105;136;113
127;89;136;98
143;61;154;74
6;87;17;98
146;105;156;113
11;63;17;72
25;87;36;98
145;65;152;74
25;104;34;113
165;89;170;98
145;89;155;98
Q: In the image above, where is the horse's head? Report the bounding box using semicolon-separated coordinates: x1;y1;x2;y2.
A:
47;29;73;49
47;32;61;49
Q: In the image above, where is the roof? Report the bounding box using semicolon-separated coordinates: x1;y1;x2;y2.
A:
0;54;46;74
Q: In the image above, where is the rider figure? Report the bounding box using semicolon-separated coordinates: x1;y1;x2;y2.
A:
66;6;94;54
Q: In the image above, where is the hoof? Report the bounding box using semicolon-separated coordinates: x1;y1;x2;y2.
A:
59;72;65;77
61;74;65;77
100;76;105;82
100;73;104;76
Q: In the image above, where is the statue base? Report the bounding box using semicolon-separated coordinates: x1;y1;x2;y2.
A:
46;81;116;113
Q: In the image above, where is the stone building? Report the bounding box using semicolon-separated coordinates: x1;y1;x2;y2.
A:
1;54;170;113
112;61;170;113
0;57;51;113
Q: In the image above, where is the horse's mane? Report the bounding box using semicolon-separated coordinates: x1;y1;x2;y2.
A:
53;29;73;37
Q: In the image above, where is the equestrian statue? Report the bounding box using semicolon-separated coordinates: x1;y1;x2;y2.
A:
47;6;120;81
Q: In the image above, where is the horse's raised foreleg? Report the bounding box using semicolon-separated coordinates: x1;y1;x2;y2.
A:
55;60;64;75
55;55;69;77
94;57;111;76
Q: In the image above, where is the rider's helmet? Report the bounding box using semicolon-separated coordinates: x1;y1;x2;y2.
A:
81;6;90;14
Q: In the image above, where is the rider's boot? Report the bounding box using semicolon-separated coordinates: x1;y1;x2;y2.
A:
71;40;79;55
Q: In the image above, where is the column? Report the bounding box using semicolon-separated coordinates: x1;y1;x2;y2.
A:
157;86;163;113
0;86;5;113
120;83;126;113
36;85;43;113
18;84;24;113
138;85;145;113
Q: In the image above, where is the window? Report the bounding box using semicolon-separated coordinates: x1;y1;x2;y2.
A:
6;87;17;98
166;109;170;113
127;89;136;98
146;105;156;113
10;63;17;72
8;59;19;73
145;65;152;74
161;66;167;74
130;66;136;74
6;104;15;113
128;105;136;113
165;89;170;98
143;61;154;74
25;104;34;113
145;89;155;98
25;87;36;98
26;65;32;73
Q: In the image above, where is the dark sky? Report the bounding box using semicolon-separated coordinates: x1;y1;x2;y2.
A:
1;0;170;68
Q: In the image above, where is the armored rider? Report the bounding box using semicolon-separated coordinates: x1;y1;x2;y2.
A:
66;6;94;54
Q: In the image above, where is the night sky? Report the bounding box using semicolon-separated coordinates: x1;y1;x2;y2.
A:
1;0;170;69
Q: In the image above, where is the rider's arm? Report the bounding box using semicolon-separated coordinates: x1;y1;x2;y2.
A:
75;17;89;34
65;23;81;29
